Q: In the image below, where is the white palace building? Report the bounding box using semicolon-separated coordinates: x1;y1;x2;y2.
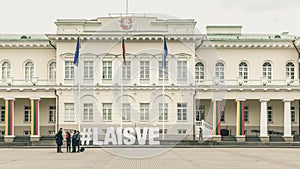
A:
0;14;300;143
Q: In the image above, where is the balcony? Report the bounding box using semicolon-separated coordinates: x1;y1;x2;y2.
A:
0;77;298;88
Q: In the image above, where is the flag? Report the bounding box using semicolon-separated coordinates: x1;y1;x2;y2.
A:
163;36;168;69
122;36;126;65
74;36;80;67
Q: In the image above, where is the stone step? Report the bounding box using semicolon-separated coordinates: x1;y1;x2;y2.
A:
14;136;30;142
270;136;284;142
221;136;236;141
246;136;260;142
0;142;29;146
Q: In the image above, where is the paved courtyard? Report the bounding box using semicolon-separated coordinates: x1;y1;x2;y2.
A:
0;147;299;169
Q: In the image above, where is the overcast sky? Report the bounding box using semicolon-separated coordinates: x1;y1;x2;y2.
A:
0;0;299;35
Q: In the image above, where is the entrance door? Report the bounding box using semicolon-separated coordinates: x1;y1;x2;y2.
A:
196;105;205;121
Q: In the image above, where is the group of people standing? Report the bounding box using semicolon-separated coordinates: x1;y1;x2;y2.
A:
55;128;81;153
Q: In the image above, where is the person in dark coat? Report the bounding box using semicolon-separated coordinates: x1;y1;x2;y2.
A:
55;128;63;153
76;131;81;153
71;130;77;153
199;127;203;142
65;131;71;152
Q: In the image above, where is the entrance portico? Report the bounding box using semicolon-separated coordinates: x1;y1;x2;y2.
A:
196;98;298;142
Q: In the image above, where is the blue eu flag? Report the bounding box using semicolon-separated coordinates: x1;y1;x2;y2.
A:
74;36;80;67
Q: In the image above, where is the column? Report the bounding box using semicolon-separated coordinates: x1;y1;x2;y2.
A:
30;98;40;142
235;99;246;142
4;98;15;143
259;99;270;142
212;99;222;142
283;99;294;142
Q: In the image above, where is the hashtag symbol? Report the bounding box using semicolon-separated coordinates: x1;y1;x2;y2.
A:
81;128;93;145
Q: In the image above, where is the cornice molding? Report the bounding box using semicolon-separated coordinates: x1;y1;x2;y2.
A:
47;34;203;42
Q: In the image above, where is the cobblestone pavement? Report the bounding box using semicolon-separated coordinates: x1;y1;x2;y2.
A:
0;148;300;169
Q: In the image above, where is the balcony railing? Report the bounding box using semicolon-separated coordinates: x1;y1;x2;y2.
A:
0;77;298;87
0;78;56;86
195;79;299;86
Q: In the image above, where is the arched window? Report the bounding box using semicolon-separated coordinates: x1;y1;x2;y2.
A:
286;62;295;79
195;62;204;81
263;62;272;81
2;61;11;79
239;62;248;81
215;62;224;81
25;61;34;80
49;62;56;82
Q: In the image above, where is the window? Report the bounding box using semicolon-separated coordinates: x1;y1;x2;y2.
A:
25;61;34;80
140;61;150;79
244;106;249;122
49;62;56;82
195;62;204;81
102;61;112;79
122;61;131;80
286;62;295;80
140;103;149;121
65;61;74;79
0;131;4;136
23;130;30;136
48;130;55;136
0;106;5;122
178;129;187;134
64;103;74;121
177;61;187;80
103;103;112;121
215;62;224;81
159;61;168;79
159;129;168;134
291;106;296;122
220;105;225;122
84;61;94;79
24;106;31;122
267;106;272;122
196;105;205;121
83;103;93;121
177;103;187;121
49;106;56;122
239;62;248;81
2;61;11;79
159;103;168;121
263;62;272;82
122;103;131;121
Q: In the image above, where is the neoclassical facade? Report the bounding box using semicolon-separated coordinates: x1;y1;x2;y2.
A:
0;14;299;143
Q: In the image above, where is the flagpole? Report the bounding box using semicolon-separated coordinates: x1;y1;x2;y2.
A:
162;36;167;140
126;0;128;14
121;60;123;130
162;56;165;140
121;35;124;130
78;58;81;132
74;36;81;132
121;35;127;131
